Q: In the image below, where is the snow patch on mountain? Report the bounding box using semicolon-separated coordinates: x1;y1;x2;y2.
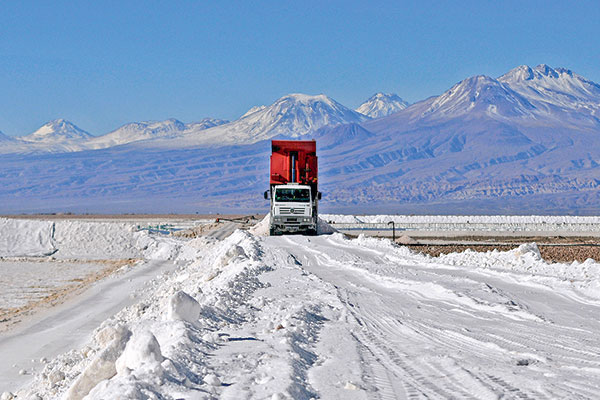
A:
241;105;266;118
189;93;370;145
0;120;97;154
183;117;228;131
19;119;93;143
87;118;228;149
498;64;600;116
419;75;537;120
356;92;408;118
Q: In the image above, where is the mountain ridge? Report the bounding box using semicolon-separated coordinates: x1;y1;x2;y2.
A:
2;64;598;151
86;117;229;150
2;64;600;213
0;93;371;152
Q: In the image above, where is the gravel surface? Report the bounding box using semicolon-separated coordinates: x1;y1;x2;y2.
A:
405;244;600;263
0;258;138;332
390;235;600;263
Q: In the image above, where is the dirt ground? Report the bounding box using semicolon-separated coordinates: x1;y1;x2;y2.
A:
406;244;600;263
402;236;600;263
0;258;138;333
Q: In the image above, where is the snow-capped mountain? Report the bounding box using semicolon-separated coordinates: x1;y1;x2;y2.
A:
370;65;600;134
0;119;95;153
324;64;600;211
2;65;600;214
19;119;93;143
193;93;370;145
356;93;409;118
498;64;600;116
408;75;537;121
87;118;228;149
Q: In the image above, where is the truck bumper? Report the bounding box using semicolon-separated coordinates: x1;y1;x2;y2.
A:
270;218;316;234
273;224;315;233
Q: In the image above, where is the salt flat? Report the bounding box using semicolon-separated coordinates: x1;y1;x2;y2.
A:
1;216;599;399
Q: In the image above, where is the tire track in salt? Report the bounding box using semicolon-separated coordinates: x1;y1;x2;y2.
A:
346;299;458;398
337;236;600;397
329;240;549;399
345;289;507;400
282;237;498;399
273;234;600;399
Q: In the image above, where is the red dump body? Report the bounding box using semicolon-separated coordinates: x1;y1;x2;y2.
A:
270;140;318;191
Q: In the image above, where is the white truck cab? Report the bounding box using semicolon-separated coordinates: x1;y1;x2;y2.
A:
269;184;317;235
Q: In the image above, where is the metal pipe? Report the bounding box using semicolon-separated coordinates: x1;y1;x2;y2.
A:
388;221;395;242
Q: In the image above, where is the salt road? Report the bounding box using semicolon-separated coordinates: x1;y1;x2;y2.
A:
6;218;600;399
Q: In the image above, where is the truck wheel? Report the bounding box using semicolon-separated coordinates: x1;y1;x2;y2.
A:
306;229;317;236
269;227;275;236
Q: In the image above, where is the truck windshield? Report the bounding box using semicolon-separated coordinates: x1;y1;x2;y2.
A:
275;188;310;202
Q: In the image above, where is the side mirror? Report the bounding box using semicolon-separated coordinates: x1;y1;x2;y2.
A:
263;191;269;200
317;192;322;200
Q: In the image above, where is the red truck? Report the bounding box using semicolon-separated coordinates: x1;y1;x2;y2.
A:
264;140;321;235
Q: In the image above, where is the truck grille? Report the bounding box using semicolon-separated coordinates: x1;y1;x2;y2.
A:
279;207;306;215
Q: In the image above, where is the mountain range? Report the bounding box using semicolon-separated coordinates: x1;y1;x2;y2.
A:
1;64;599;214
0;93;377;153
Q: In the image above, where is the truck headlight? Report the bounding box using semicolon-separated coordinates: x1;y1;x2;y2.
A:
303;217;310;222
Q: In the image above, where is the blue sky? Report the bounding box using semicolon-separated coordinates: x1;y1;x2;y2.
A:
1;1;599;136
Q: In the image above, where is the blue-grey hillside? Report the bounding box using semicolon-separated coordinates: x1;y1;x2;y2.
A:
1;65;599;214
0;131;13;142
